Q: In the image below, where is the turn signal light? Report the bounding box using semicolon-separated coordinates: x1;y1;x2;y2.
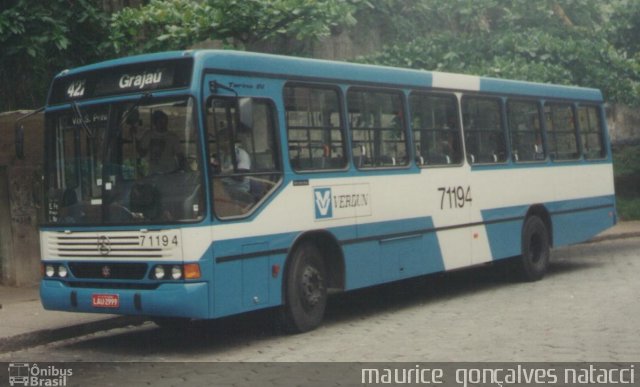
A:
184;263;201;279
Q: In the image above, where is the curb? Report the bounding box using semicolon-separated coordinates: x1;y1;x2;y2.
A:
0;316;146;354
584;231;640;244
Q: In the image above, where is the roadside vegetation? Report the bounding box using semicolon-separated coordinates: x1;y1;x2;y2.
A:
3;1;640;110
613;145;640;220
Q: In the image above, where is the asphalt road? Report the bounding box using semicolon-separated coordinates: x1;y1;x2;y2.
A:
1;237;638;385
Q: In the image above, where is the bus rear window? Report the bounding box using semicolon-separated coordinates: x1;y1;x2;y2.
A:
578;105;606;160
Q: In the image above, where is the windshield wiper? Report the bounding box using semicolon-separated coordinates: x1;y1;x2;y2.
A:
119;92;153;128
71;101;94;138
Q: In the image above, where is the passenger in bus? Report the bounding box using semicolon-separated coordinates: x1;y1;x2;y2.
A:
137;110;183;174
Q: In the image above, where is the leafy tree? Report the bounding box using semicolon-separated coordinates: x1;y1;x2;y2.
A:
357;0;640;105
609;0;640;58
0;0;361;110
0;0;110;110
109;0;362;54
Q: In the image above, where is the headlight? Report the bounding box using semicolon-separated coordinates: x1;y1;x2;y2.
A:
57;265;68;278
154;265;166;280
171;265;182;280
45;265;56;278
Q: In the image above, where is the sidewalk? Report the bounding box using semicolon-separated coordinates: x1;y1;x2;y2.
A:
1;221;639;353
0;285;144;353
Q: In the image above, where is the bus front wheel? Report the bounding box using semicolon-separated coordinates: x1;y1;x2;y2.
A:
281;242;327;333
517;215;550;281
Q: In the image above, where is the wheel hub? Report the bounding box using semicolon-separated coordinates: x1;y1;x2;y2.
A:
301;266;324;307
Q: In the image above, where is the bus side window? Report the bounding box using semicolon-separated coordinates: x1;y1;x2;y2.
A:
207;97;282;218
284;85;346;171
347;89;408;168
409;92;462;166
507;100;545;162
578;105;606;160
545;103;579;161
462;96;506;164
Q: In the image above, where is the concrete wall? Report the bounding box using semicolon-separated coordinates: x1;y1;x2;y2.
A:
607;104;640;145
0;112;43;286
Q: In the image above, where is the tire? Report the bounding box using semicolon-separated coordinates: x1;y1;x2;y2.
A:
516;215;551;281
281;242;327;333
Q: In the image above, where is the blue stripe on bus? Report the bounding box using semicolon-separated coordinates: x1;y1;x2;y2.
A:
65;50;602;103
211;193;614;265
482;195;616;260
344;217;445;290
546;195;616;247
200;50;435;90
469;159;613;172
479;77;602;101
481;204;530;260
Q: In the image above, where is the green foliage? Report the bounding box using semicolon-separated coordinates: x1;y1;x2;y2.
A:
0;0;110;110
613;145;640;178
3;0;640;111
615;197;640;221
609;0;640;59
613;145;640;219
357;0;640;106
109;0;361;55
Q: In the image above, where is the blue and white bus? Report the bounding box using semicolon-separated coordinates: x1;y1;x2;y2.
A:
36;50;615;332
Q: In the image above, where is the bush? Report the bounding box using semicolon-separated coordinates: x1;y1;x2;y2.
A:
613;145;640;220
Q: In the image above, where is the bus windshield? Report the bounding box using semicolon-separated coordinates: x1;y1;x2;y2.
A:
43;96;205;225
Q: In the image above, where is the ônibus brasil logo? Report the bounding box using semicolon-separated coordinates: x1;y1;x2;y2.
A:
8;363;73;386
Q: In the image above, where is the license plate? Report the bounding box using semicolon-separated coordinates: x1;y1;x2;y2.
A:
92;294;120;308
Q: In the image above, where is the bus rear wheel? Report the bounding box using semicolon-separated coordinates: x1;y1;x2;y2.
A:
281;242;327;333
516;215;550;281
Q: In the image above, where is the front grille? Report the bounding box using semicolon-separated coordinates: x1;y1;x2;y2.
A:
42;230;183;260
68;262;148;280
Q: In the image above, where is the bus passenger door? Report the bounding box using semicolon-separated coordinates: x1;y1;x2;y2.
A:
204;74;285;317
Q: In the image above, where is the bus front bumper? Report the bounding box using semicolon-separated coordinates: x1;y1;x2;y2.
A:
40;280;210;319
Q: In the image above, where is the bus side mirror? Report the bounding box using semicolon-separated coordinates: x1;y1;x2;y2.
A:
15;123;24;159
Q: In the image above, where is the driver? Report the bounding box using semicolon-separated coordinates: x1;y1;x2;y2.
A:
137;110;183;174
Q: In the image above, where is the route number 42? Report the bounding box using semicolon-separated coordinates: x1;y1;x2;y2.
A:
438;186;472;209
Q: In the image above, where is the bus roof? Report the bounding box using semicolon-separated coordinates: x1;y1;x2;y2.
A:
55;49;603;102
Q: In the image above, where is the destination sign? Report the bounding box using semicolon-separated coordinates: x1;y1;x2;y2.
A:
49;58;193;105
